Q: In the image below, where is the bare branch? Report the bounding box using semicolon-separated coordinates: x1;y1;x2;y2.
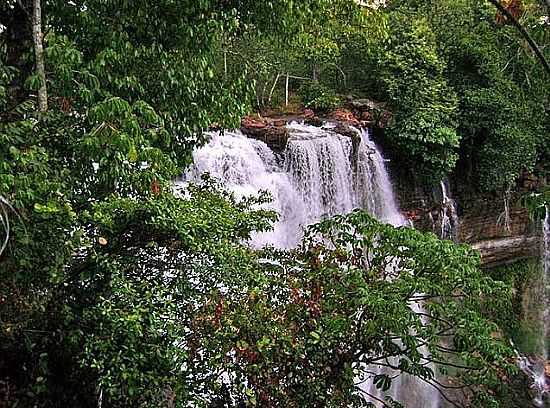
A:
487;0;550;75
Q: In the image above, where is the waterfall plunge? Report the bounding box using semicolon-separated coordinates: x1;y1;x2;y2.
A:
534;206;550;406
439;180;459;241
187;123;405;247
186;122;440;407
518;206;550;407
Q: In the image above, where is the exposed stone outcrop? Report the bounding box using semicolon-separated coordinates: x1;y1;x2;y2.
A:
472;236;540;267
241;116;289;150
330;108;360;125
398;192;541;267
344;96;392;128
385;156;543;267
460;201;541;266
240;112;364;150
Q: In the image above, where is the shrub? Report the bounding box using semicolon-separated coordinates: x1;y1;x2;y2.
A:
299;81;340;112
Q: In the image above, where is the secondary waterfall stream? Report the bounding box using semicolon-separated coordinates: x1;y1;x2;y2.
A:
534;206;550;406
187;122;440;407
439;180;459;241
518;205;550;407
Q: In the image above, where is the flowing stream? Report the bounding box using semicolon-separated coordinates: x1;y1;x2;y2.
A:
534;206;550;406
439;180;459;241
519;206;550;407
187;122;440;407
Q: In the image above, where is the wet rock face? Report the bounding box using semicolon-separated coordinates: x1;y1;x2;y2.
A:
240;113;363;151
472;236;540;267
390;177;542;266
461;202;540;267
383;152;544;267
241;116;289;150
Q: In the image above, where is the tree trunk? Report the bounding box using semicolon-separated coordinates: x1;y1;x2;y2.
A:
488;0;550;76
32;0;47;112
268;73;280;105
260;80;268;107
285;74;289;107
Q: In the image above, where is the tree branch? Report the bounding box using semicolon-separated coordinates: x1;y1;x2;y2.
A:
487;0;550;75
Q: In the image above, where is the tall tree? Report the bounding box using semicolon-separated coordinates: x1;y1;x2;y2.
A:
31;0;47;111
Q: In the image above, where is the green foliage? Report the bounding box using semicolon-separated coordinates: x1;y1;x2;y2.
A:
488;259;540;349
0;0;541;407
521;188;550;221
300;82;341;112
71;182;276;407
421;0;549;191
223;0;374;109
59;206;514;407
189;211;514;406
457;71;542;191
238;0;549;190
375;13;459;182
0;1;311;405
486;259;544;407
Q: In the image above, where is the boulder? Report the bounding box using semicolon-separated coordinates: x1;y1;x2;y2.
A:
330;108;359;125
241;115;268;129
347;98;384;111
271;118;287;127
302;109;315;119
305;117;323;127
344;97;392;128
241;119;289;150
331;123;359;139
360;110;373;121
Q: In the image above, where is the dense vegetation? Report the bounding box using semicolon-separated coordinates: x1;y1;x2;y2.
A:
0;0;548;407
229;0;549;189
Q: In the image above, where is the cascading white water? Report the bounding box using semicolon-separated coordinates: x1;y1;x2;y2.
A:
186;122;440;407
439;180;459;242
356;129;405;226
186;130;306;248
284;122;356;222
361;298;441;408
533;206;550;406
187;123;405;247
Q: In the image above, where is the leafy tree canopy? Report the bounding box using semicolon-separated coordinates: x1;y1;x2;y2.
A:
0;0;540;407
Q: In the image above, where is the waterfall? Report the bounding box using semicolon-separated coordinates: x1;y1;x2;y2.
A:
534;206;549;406
361;299;441;408
439;180;459;241
518;206;550;407
187;123;405;247
186;122;440;407
355;128;405;226
186;130;305;248
284;122;356;222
